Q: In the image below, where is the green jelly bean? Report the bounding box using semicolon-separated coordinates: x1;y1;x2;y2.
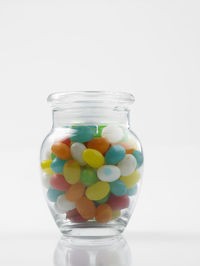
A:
96;193;110;204
51;152;56;160
80;168;98;186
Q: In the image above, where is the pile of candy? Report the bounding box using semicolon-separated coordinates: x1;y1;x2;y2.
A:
41;125;143;224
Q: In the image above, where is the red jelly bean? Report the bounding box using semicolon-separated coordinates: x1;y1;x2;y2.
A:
66;209;87;223
50;174;71;191
107;194;130;210
60;137;71;146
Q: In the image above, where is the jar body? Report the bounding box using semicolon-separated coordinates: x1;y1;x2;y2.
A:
40;92;143;237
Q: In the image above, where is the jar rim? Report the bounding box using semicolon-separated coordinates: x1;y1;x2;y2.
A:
47;90;135;110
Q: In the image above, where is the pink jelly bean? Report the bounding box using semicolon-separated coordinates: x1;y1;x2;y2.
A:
107;194;130;210
50;174;71;191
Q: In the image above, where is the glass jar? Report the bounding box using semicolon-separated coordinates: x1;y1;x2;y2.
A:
40;91;144;237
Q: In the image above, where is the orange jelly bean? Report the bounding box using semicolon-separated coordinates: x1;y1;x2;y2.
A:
65;183;85;202
95;204;112;223
113;142;135;154
86;137;110;154
76;196;96;220
51;142;71;160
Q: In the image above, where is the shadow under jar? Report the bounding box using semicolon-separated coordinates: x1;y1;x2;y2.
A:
40;91;144;238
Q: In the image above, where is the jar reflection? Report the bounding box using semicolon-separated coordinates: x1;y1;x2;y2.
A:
54;236;132;266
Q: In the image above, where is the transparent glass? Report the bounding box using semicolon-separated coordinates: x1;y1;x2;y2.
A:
40;91;144;237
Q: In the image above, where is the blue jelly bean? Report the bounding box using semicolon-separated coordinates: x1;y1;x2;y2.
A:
132;150;144;168
105;145;126;165
110;180;127;196
50;157;66;173
70;126;94;143
127;185;138;196
47;187;65;202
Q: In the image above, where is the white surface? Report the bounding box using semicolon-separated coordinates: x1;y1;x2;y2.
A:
0;0;200;236
0;232;200;265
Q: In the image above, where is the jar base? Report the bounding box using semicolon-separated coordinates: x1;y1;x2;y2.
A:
60;223;125;238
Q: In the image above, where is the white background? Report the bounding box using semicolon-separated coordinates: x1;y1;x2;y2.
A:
0;0;200;264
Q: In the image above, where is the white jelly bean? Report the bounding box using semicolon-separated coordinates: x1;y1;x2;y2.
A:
102;125;124;143
55;194;76;213
41;173;51;189
97;165;121;182
118;154;137;176
71;142;87;166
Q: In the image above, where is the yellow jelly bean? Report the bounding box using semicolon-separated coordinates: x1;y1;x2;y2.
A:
63;160;80;184
86;181;110;201
120;170;140;188
111;210;121;220
41;160;54;175
83;149;104;168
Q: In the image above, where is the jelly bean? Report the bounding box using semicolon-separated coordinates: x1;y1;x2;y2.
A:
63;160;80;184
94;125;106;138
47;187;65;202
55;194;76;213
96;193;110;204
127;184;138;196
110;180;127;196
97;165;121;182
65;182;85;202
70;126;94;143
50;174;71;191
60;137;71;146
95;204;112;223
108;194;130;210
50;157;66;173
51;152;56;160
111;210;121;220
71;142;86;166
117;154;137;176
41;160;54;175
86;137;110;154
41;173;51;189
86;181;110;201
51;142;71;160
114;142;135;154
105;145;125;165
80;168;97;186
83;149;104;168
132;150;144;168
76;196;96;220
120;170;140;188
66;208;87;223
102;124;124;143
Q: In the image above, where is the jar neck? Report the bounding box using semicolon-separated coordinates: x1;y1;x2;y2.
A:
52;107;130;127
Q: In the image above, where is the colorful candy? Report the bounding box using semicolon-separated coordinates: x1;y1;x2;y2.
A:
117;154;137;176
80;168;97;186
70;142;86;166
50;174;71;191
110;180;127;196
70;126;94;143
132;150;144;168
120;170;140;188
65;183;85;202
102;125;124;143
63;160;80;184
108;194;130;210
97;165;121;182
76;196;96;220
55;194;76;213
86;137;110;154
51;142;71;160
41;123;143;225
105;145;125;165
47;187;65;202
95;204;112;223
50;157;66;173
83;149;104;168
86;181;110;201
